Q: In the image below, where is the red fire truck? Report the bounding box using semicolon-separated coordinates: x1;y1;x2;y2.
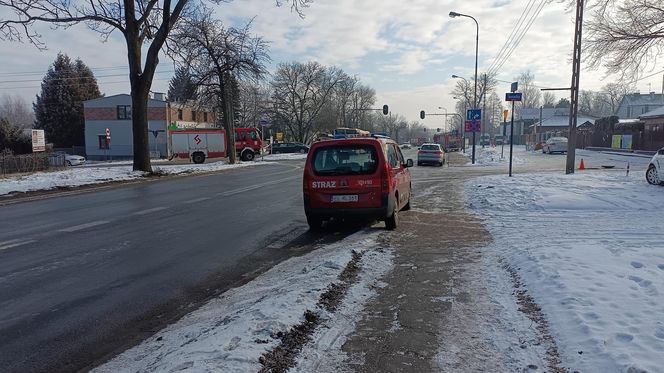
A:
169;127;264;163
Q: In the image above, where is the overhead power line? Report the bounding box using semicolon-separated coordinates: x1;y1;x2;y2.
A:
486;0;548;76
486;0;539;74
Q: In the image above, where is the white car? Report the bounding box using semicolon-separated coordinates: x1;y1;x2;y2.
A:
542;137;568;154
646;147;664;185
417;143;445;166
65;154;86;166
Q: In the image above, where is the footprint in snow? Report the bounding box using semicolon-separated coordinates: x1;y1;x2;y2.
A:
630;261;644;269
658;264;664;271
615;333;634;343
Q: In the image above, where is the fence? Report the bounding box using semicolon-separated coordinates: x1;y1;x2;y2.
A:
0;153;64;176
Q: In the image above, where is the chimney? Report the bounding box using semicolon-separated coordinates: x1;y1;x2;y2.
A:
153;92;165;101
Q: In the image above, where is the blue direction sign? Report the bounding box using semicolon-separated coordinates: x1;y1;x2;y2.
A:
258;118;272;127
466;109;481;121
505;92;523;102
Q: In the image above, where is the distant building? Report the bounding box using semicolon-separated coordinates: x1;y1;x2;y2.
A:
83;94;215;160
521;107;596;143
638;106;664;150
615;92;664;119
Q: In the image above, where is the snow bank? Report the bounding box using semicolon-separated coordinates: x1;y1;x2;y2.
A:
461;145;526;166
465;170;664;372
0;161;264;196
260;153;308;161
94;231;388;373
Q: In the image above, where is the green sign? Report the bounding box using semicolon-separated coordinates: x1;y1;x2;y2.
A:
611;135;622;149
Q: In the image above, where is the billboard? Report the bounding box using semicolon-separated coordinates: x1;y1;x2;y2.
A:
31;129;46;152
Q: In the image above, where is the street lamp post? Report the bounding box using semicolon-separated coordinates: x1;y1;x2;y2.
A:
437;106;448;132
450;11;479;164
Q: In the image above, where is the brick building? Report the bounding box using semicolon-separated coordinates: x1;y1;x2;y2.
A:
83;94;215;160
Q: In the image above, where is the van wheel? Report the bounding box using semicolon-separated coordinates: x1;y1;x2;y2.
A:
307;215;323;231
385;205;398;230
192;152;206;164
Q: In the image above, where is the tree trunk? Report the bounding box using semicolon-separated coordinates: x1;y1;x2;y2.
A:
221;72;237;164
131;87;152;172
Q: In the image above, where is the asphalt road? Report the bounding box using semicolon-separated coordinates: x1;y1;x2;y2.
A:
0;160;333;372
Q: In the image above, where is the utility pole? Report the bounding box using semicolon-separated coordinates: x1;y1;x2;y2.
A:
482;74;487;148
566;0;585;174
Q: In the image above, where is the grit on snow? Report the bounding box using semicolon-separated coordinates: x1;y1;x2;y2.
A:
0;161;266;196
466;170;664;372
94;231;393;373
461;145;526;166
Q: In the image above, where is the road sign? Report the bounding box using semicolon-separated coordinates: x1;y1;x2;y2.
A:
105;127;111;140
505;92;523;102
258;118;272;127
466;109;481;121
510;81;518;93
31;129;45;152
465;120;481;132
503;109;509;122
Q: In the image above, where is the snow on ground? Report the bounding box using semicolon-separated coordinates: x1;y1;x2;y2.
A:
461;145;526;166
260;153;308;161
94;230;392;373
0;161;265;196
291;247;394;372
434;248;550;372
465;170;664;372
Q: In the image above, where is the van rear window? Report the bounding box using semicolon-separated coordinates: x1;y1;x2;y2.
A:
313;145;378;175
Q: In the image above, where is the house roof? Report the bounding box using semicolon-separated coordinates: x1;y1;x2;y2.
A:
521;107;569;120
531;115;596;128
639;105;664;119
83;93;167;104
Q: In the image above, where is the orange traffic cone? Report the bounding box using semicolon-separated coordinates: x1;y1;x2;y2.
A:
579;158;585;170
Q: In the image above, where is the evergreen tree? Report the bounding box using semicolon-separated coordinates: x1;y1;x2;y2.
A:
34;53;102;147
167;67;198;103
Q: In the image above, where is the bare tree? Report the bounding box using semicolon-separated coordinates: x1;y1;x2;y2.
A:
579;90;594;116
585;0;664;80
169;10;269;163
0;0;310;171
542;91;557;108
0;95;34;129
515;71;541;119
271;61;347;143
601;82;633;115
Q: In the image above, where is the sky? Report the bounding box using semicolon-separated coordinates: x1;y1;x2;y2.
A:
1;0;663;128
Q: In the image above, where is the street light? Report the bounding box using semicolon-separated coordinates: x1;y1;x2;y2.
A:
449;10;479;164
437;107;448;132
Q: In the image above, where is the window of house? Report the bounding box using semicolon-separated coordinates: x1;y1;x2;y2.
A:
177;109;183;120
192;110;197;121
98;135;110;149
117;105;131;120
203;112;208;122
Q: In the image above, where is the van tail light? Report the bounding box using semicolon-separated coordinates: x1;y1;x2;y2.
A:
303;172;310;192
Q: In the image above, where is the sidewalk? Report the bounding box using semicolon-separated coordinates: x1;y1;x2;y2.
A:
294;153;557;372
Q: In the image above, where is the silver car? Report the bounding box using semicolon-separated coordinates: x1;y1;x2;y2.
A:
65;154;86;166
417;143;445;166
646;147;664;185
543;137;568;154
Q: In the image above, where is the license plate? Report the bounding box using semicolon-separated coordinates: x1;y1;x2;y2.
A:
331;195;358;203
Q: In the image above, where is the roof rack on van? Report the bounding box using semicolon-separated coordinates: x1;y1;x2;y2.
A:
370;134;390;139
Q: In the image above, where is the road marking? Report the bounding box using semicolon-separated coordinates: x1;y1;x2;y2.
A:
58;220;110;233
183;197;211;204
133;207;167;215
0;238;37;251
219;175;300;197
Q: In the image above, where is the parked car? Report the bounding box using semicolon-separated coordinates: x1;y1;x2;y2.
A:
271;142;309;154
495;135;505;145
479;134;491;146
417;143;445;166
542;137;568;154
303;137;413;230
400;143;412;149
646;147;664;185
65;154;86;166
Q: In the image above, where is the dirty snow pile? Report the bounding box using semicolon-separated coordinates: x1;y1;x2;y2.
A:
94;231;393;373
461;145;526;166
260;153;308;161
0;161;263;196
466;170;664;372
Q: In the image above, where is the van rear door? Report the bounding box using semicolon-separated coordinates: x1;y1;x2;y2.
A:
308;143;382;209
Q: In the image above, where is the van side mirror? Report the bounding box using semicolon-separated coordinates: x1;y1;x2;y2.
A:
406;159;413;168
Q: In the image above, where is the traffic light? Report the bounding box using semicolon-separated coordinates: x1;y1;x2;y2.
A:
382;105;389;115
423;127;427;132
420;110;425;120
